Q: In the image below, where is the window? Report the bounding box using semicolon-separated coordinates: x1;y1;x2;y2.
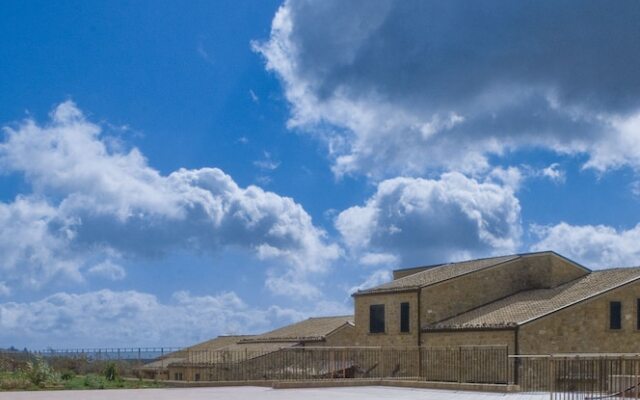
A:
369;304;385;333
610;301;622;330
174;372;183;380
400;302;410;333
637;299;640;330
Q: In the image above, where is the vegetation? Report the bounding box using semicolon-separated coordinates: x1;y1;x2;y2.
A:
0;355;164;391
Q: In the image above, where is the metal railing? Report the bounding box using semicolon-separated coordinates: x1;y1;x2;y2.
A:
511;354;640;399
7;346;640;397
136;345;511;383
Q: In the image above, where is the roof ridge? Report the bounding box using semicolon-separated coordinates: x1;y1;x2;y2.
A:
393;253;526;273
307;315;354;320
357;254;521;295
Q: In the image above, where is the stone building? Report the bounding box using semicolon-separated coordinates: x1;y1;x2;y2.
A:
140;316;355;380
353;251;640;354
142;250;640;380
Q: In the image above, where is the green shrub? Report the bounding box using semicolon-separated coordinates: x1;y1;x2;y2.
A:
23;357;58;387
103;362;119;382
60;370;75;381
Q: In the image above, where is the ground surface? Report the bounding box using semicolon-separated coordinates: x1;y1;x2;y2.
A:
0;386;548;399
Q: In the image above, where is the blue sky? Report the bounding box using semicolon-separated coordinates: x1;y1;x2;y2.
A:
1;0;640;348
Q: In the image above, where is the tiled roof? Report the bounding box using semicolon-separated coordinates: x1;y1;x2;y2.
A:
356;254;520;294
240;315;354;343
139;335;253;369
186;335;256;351
425;268;640;330
139;356;187;370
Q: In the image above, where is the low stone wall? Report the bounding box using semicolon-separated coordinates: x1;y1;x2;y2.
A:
162;378;518;392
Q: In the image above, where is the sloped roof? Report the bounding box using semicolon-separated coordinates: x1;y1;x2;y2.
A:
425;268;640;331
139;335;252;370
186;335;256;352
139;356;187;370
239;315;354;343
356;254;520;295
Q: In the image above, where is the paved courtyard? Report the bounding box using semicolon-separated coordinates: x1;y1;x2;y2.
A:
0;386;548;400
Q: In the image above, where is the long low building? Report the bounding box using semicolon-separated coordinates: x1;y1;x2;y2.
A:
142;251;640;381
139;316;355;380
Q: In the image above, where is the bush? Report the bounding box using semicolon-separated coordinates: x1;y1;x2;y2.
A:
0;373;31;390
23;357;58;387
60;370;75;381
103;362;119;382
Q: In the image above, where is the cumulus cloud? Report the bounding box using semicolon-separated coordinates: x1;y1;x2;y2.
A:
348;270;392;295
0;289;353;348
531;222;640;268
0;102;339;297
255;0;640;177
336;172;521;267
0;282;10;297
0;290;276;348
87;260;126;281
358;252;399;267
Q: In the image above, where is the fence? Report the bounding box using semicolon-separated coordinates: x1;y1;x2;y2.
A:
10;346;640;398
135;345;511;383
513;354;640;399
2;346;511;383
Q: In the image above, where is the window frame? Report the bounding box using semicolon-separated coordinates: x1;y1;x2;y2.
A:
637;299;640;330
609;301;622;330
400;302;410;333
369;304;386;334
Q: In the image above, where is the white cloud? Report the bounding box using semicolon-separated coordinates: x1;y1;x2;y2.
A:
196;42;214;65
0;196;84;288
630;181;640;199
0;282;10;297
0;101;339;297
249;89;259;103
531;222;640;268
0;290;277;348
488;167;524;191
358;252;399;267
255;1;640;177
336;172;521;267
539;163;566;184
348;270;392;295
0;289;353;348
264;271;322;300
253;151;280;171
87;260;126;281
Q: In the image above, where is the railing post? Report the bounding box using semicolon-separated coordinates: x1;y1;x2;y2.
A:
418;346;423;380
634;355;639;400
549;356;554;400
458;346;462;383
379;347;384;379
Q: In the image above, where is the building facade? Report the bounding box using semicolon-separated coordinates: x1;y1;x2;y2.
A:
353;251;640;354
143;251;640;380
